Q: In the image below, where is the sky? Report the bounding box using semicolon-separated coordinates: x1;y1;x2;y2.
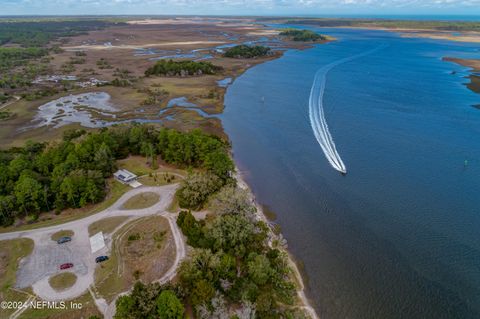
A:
1;0;480;16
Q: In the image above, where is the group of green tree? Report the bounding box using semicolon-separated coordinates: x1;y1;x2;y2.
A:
0;111;12;120
115;282;185;319
0;54;52;90
279;29;326;42
116;184;305;319
0;20;116;47
0;92;9;103
0;125;233;227
145;60;222;77
224;45;272;58
0;47;48;71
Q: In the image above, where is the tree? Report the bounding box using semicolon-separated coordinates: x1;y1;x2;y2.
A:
176;211;205;247
0;195;16;225
14;174;43;214
93;143;115;176
247;253;272;286
115;295;136;319
8;155;31;180
206;214;258;258
156;290;185;319
224;45;271;58
179;249;221;306
235;301;256;319
209;185;255;218
196;292;228;319
140;142;157;168
203;149;234;181
176;172;222;209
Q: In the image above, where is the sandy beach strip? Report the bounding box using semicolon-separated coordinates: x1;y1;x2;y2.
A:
62;41;226;51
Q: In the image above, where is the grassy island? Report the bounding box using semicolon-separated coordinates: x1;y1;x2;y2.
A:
279;28;326;41
145;59;222;77
224;44;271;58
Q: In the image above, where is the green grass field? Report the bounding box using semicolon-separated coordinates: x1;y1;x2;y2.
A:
50;230;74;241
88;216;129;236
121;192;160;210
48;273;77;291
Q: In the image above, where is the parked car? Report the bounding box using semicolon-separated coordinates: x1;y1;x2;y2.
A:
60;263;73;270
95;256;109;263
57;237;71;244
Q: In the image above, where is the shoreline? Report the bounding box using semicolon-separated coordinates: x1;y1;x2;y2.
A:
287;24;480;43
443;57;480;96
344;26;480;43
444;56;480;72
234;168;320;319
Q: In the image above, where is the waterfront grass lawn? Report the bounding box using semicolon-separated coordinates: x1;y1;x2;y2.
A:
0;238;34;318
117;155;157;176
48;273;77;291
51;230;74;241
138;171;182;187
121;192;160;210
117;155;186;176
88;216;130;236
94;216;174;303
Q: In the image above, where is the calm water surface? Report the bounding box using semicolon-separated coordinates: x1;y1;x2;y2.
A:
222;27;480;318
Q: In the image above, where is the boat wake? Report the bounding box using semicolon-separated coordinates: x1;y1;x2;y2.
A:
309;44;387;174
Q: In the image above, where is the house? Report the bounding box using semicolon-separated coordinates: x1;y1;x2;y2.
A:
114;169;138;184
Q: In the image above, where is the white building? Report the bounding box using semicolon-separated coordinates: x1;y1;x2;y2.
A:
114;169;138;184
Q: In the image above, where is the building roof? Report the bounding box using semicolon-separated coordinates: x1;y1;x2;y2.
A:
114;169;137;181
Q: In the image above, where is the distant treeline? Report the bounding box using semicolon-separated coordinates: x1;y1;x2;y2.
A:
224;45;271;58
272;18;480;32
145;59;222;77
279;29;326;41
0;125;233;227
0;20;117;47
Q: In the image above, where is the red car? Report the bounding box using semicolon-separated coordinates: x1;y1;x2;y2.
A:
59;263;73;270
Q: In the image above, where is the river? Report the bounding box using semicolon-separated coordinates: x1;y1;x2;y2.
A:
222;27;480;318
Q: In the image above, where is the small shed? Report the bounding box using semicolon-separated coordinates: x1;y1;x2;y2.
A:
114;169;137;184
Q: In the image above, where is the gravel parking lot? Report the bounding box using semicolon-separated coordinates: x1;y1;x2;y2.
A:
16;232;90;289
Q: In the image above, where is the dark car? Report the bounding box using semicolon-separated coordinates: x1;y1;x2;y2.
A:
95;256;109;263
60;263;73;270
57;236;71;244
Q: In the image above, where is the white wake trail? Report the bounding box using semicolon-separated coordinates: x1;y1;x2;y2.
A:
309;44;387;174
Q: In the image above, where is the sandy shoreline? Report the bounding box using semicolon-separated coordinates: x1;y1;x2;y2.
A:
444;57;480;72
400;31;480;44
334;25;480;43
234;168;319;319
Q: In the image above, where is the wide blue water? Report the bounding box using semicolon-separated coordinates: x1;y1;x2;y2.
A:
222;27;480;318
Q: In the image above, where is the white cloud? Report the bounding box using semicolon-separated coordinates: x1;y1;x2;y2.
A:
1;0;480;15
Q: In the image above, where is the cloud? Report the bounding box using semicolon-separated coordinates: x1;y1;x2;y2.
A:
1;0;480;14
